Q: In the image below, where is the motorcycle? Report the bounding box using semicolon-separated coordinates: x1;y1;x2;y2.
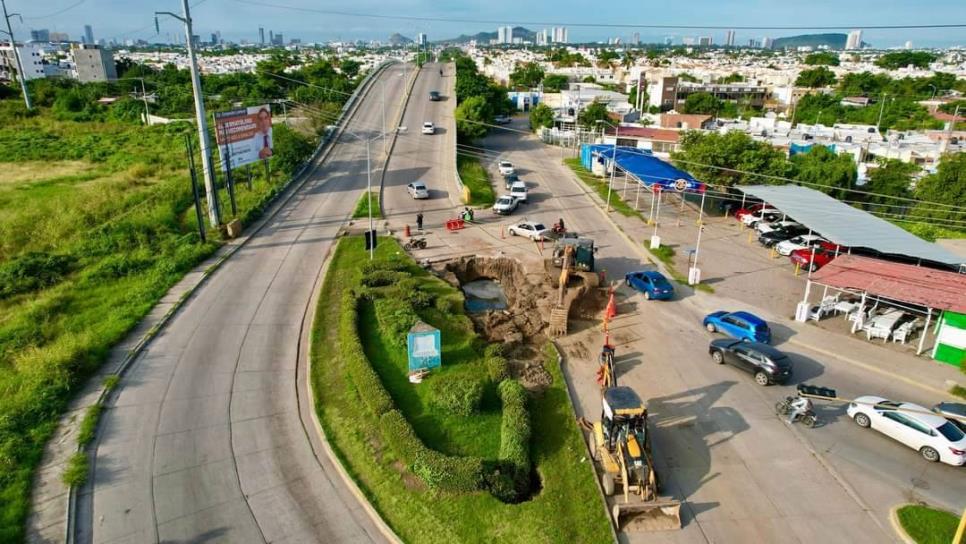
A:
551;221;566;235
404;237;427;250
775;396;818;428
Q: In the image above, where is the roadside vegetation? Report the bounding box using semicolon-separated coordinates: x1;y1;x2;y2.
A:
0;53;361;540
458;155;496;206
440;48;512;143
895;504;959;544
352;191;381;219
310;235;611;543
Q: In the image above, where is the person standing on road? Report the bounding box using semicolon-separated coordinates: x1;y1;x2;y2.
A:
416;212;423;231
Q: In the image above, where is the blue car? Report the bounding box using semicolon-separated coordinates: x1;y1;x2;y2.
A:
625;270;674;300
703;311;771;343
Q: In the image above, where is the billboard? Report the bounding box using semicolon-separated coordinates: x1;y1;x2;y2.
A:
214;105;273;170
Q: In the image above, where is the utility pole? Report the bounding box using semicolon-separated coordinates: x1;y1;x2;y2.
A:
875;92;888;137
156;0;221;227
1;0;32;110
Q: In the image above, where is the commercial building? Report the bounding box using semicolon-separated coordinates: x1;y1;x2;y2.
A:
846;30;863;50
698;36;712;46
71;43;117;83
762;37;774;49
272;33;284;46
725;30;735;47
29;29;49;42
417;33;427;46
633;32;640;45
84;25;95;45
259;27;265;45
0;42;45;82
49;32;69;43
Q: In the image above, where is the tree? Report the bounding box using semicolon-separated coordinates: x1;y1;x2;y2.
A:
582;75;596;84
912;153;966;222
577;100;609;130
541;74;568;92
455;95;490;141
789;146;856;199
863;159;916;206
671;131;791;187
875;51;938;70
717;72;745;84
509;62;544;89
795;67;836;88
803;52;840;66
529;102;555;131
339;59;362;80
682;92;722;115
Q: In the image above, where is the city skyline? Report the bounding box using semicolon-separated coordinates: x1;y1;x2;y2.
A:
7;0;966;47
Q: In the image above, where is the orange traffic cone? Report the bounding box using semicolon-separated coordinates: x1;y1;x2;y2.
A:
605;290;617;321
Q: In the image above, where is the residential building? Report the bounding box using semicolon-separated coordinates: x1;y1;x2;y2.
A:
552;27;568;44
29;29;49;42
84;25;94;45
671;81;768;110
659;113;714;130
725;30;735;47
497;26;512;45
633;32;640;45
71;43;117;82
49;32;69;43
0;42;45;81
259;27;265;45
698;36;712;47
601;126;682;157
417;33;427;46
846;30;862;50
210;33;218;45
762;37;774;49
272;33;284;46
536;29;547;46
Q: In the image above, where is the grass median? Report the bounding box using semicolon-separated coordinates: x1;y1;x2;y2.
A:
458;155;496;206
896;504;959;544
352;191;382;219
310;235;612;543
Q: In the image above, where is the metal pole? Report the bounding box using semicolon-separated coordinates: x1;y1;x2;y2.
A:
185;134;206;243
635;180;642;210
1;0;32;109
692;224;704;280
367;139;374;260
875;92;887;136
140;79;151;125
220;119;237;216
917;307;933;356
697;191;706;224
653;188;661;238
606;124;617;211
382;77;387;155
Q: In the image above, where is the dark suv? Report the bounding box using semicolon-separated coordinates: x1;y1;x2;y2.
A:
758;224;809;247
429;91;441;101
708;339;792;386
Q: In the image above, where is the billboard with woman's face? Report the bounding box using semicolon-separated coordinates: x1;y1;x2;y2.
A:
214;105;274;170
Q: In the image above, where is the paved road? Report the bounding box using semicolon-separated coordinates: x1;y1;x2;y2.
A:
80;63;414;544
382;61;460;223
402;116;964;543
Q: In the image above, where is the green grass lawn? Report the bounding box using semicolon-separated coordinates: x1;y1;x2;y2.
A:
311;236;612;543
458;155;496;206
352;191;382;220
896;504;959;544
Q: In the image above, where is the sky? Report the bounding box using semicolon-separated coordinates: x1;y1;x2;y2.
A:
10;0;966;48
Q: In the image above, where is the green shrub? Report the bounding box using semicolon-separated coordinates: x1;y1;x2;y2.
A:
373;296;419;349
340;293;393;416
483;461;520;503
413;448;484;493
497;379;531;501
406;287;436;310
0;252;72;299
434;294;463;314
61;452;88;487
76;404;103;447
361;269;405;287
486;354;510;383
378;409;425;466
361;259;408;275
428;372;485;416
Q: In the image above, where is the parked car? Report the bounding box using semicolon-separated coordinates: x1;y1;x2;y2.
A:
708;339;792;385
494;114;511;124
741;209;781;228
507;220;548;240
429;91;441;101
757;219;800;235
492;195;519;215
789;242;839;272
758;224;810;247
736;203;772;221
933;402;966;433
509;182;528;203
407;181;429;199
703;311;771;343
847;396;966;465
498;160;515;176
776;234;827;256
422;122;435;135
624;270;674;300
503;173;520;190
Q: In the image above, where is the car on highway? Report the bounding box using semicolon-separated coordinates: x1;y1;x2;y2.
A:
407;181;429;200
498;160;515;176
422;122;435;135
492;195;519;215
741;209;781;228
708;339;792;385
757;219;800;235
776;234;827;256
847;396;966;465
703;310;771;343
429;91;441;101
758;224;810;247
933;402;966;433
507;221;549;240
790;241;839;272
494;114;511;124
509;181;528;203
624;270;674;300
503;173;520;190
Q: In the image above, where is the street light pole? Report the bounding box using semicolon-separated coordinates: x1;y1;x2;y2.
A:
597;120;618;212
366;138;374;260
1;0;32;110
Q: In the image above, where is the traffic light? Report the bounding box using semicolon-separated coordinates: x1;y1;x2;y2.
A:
364;229;377;251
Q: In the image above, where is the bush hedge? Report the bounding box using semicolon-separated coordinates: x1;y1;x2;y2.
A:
427;372;485;416
340;292;393;417
413;448;485;493
497;379;531;501
485;344;510;382
373;296;419;350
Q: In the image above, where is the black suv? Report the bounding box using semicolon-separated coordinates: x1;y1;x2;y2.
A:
708;339;792;385
758;224;809;247
429;91;441;101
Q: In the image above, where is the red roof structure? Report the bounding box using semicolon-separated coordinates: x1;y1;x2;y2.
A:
810;255;966;313
605;127;681;142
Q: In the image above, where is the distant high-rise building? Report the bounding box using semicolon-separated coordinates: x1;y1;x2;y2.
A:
259;27;265;44
536;29;547;46
210;33;218;45
698;36;712;46
845;29;862;50
49;32;70;42
29;29;50;42
904;40;912;49
551;27;568;44
762;36;774;49
417;33;427;46
83;25;94;45
633;32;640;45
725;30;735;47
272;33;284;46
497;26;508;44
269;30;274;44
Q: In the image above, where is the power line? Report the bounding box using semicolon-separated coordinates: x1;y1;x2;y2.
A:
23;0;86;20
229;0;966;31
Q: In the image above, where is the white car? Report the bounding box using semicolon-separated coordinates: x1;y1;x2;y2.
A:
741;209;780;228
407;181;429;199
507;221;548;240
492;195;519;215
776;234;826;256
847;396;966;466
757;219;800;235
498;160;515;176
422;122;435;135
509;182;528;203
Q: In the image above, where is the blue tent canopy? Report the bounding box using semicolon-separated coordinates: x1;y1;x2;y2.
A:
580;144;704;192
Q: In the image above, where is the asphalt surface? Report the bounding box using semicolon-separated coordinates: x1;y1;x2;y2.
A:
80;63;413;544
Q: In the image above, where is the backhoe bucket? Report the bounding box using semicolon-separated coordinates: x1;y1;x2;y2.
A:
613;499;682;532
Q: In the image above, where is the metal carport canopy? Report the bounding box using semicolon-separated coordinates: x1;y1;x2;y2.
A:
737;185;965;266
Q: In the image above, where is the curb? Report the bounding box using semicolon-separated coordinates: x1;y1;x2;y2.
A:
889;505;918;544
549;341;620;544
59;60;396;544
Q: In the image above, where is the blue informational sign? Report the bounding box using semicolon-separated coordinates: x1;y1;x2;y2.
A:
407;322;441;372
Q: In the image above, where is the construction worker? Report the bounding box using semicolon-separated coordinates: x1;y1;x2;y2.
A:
416;212;423;231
